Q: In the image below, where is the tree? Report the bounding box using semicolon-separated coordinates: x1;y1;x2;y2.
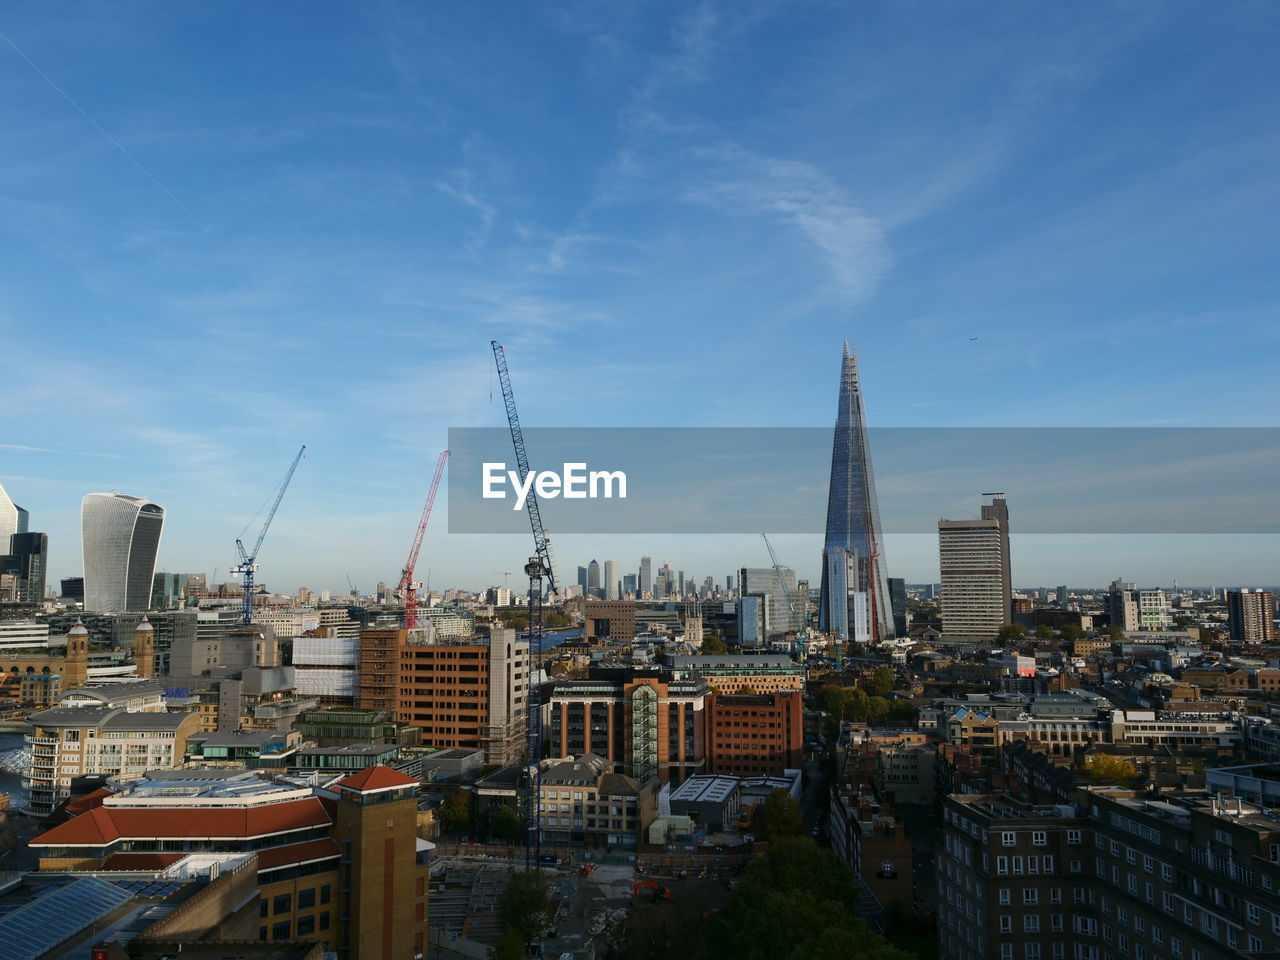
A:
762;788;804;839
497;870;552;947
1059;624;1085;642
491;804;524;844
1089;755;1138;785
887;699;916;723
870;665;895;696
440;787;471;831
700;635;728;655
995;624;1026;641
844;687;869;721
866;695;890;723
816;684;851;717
1034;625;1055;642
488;929;526;960
706;838;914;960
1102;625;1125;643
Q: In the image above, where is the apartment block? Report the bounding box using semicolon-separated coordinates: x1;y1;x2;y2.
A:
536;753;660;850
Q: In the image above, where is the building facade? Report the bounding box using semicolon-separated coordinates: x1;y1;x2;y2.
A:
1227;589;1274;644
704;690;804;777
82;492;166;612
939;498;1011;642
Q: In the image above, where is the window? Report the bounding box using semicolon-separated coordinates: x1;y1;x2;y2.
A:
1024;915;1040;933
1052;914;1064;932
1000;916;1013;933
999;889;1011;906
260;900;268;918
1023;889;1039;905
297;915;315;936
298;888;315;910
1247;903;1260;925
997;856;1009;875
1052;944;1065;960
1026;945;1041;960
1003;832;1017;847
1043;855;1055;873
1161;864;1172;882
1002;946;1014;960
272;922;290;940
273;894;291;915
319;912;330;931
1068;829;1082;845
320;885;331;905
1033;831;1047;846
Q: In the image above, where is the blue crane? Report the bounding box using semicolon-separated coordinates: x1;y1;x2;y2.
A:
491;340;554;868
232;445;306;624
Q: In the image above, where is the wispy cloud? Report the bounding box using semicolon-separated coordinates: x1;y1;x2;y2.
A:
436;170;495;256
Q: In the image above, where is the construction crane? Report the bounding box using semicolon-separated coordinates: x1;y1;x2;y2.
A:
233;445;306;625
345;574;358;597
398;449;449;630
490;340;553;868
490;340;558;598
761;533;808;659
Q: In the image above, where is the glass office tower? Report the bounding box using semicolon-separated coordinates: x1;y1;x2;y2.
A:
81;493;165;612
818;342;894;645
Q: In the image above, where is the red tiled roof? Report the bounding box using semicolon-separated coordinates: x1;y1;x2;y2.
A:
66;787;113;815
99;852;187;871
31;796;333;848
255;838;342;871
334;765;418;792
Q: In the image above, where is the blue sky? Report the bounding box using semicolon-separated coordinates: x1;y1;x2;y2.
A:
2;1;1279;593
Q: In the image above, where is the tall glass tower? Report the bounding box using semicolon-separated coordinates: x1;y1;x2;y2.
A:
818;342;894;645
81;493;165;612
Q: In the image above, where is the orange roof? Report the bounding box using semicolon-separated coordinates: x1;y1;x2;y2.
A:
31;796;333;848
334;765;418;792
255;838;342;871
66;787;113;816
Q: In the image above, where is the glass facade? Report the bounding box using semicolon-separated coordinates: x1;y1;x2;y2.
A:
81;493;165;612
818;343;895;644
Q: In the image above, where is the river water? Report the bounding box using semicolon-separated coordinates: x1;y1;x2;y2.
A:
0;733;29;810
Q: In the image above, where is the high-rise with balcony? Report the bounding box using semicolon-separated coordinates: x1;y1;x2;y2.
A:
1227;588;1275;644
818;342;895;645
939;495;1012;642
81;493;165;612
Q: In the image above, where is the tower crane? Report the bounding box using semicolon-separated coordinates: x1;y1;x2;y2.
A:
761;533;808;660
398;449;449;630
491;340;554;867
233;445;306;625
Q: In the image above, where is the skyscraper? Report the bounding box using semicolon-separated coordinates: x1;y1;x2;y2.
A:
938;495;1012;642
818;342;894;645
639;556;652;597
0;481;28;543
81;493;165;612
1227;588;1275;644
0;532;48;603
603;559;619;600
586;559;601;597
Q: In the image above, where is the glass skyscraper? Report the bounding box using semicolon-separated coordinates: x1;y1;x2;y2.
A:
818;342;895;645
81;493;165;612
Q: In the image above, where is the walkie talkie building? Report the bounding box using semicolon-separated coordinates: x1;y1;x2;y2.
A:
818;342;895;645
81;493;165;612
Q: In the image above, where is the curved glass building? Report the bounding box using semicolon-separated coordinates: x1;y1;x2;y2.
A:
81;493;165;612
818;342;895;645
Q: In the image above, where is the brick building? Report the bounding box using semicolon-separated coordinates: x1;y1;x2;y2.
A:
705;690;804;777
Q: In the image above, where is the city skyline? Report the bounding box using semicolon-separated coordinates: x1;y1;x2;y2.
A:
3;3;1279;589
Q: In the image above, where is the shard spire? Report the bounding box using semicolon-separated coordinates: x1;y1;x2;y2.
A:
818;342;894;645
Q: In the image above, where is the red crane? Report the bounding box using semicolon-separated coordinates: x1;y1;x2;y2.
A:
399;449;449;629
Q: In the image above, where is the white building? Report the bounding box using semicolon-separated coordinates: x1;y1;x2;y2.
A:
81;493;165;613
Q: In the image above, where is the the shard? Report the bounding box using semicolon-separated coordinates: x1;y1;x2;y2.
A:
818;341;895;645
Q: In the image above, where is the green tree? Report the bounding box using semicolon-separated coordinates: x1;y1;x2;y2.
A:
870;665;895;696
707;838;914;960
440;787;471;831
1059;624;1086;642
1102;625;1125;643
816;684;851;717
762;788;804;839
497;870;552;947
887;699;916;723
491;804;524;844
1089;755;1138;785
995;624;1026;641
700;635;729;655
488;928;527;960
1034;625;1054;642
866;695;890;723
844;687;869;722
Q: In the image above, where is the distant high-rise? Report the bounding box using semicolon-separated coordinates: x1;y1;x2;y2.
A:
603;560;619;601
1;531;48;603
740;566;798;641
586;559;601;598
939;495;1011;642
1227;588;1275;644
81;493;165;612
577;566;588;591
0;481;28;543
818;342;894;644
1107;578;1170;632
887;577;908;638
622;573;637;596
638;557;652;597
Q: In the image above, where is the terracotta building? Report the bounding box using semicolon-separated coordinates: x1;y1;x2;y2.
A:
704;690;804;777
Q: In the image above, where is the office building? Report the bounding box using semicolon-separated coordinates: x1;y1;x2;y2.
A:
582;600;637;646
0;530;47;603
1227;588;1275;644
586;559;601;597
704;690;804;776
0;481;27;543
535;754;660;850
622;573;637;596
603;559;619;601
739;566;799;641
939;786;1280;960
60;576;85;602
638;556;652;598
888;577;909;638
577;565;588;592
981;494;1013;617
28;765;431;959
357;625;528;764
670;654;805;693
151;571;190;609
939;495;1012;642
82;492;165;612
818;342;895;644
737;595;762;647
1108;580;1171;632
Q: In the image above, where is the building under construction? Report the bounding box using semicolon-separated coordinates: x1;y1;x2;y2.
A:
357;624;529;765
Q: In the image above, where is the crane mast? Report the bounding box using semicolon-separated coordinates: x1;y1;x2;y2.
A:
233;445;306;625
399;449;449;630
490;340;552;868
761;533;808;659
